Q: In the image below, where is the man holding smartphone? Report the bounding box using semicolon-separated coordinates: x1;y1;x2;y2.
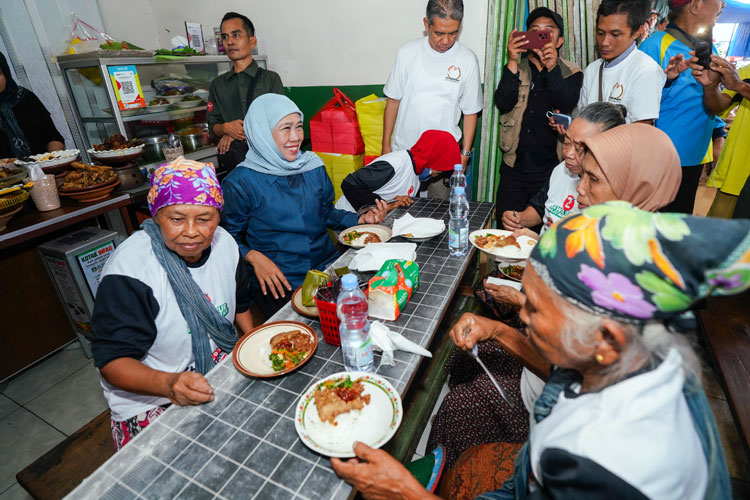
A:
639;0;725;213
494;7;582;225
578;0;666;124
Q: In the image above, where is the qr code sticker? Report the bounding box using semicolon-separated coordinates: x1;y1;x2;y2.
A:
121;80;135;94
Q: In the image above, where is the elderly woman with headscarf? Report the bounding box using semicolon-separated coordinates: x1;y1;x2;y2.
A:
221;94;386;317
91;158;252;450
0;52;64;158
335;129;461;213
335;201;744;500
428;123;684;470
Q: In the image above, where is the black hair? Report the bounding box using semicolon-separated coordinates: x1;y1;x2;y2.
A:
596;0;651;35
668;4;689;23
573;102;628;130
426;0;464;25
221;12;255;37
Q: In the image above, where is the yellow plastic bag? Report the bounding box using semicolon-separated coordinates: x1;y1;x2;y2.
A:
355;94;387;157
315;152;364;202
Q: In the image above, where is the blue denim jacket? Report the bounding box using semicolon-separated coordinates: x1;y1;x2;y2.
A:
221;166;358;290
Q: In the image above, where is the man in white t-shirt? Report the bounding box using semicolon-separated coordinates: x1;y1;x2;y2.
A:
382;0;483;198
578;0;666;123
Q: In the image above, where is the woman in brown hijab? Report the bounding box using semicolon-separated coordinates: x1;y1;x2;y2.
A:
577;123;682;210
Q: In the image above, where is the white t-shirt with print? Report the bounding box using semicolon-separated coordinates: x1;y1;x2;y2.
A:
384;37;483;151
541;162;580;235
579;49;666;123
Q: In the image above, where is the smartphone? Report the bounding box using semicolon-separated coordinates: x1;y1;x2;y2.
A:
546;111;572;129
512;30;551;50
694;40;712;69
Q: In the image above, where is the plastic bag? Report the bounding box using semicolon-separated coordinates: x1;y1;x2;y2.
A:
310;88;365;155
355;94;387;157
64;14;115;54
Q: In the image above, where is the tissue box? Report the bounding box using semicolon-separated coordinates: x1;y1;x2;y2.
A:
367;259;420;321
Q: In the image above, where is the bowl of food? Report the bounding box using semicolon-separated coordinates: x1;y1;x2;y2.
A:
178;127;211;152
173;95;204;109
0;164;28;188
498;262;525;282
89;134;144;164
146;98;171;113
0;189;30;231
232;321;318;378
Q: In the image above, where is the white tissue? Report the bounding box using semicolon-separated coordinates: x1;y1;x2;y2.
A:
370;321;432;366
28;164;45;181
348;242;417;272
392;214;445;238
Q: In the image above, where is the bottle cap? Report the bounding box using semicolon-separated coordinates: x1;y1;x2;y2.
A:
341;273;358;290
454;186;465;195
454;164;462;171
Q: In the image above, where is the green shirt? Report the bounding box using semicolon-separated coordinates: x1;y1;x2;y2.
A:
207;59;284;133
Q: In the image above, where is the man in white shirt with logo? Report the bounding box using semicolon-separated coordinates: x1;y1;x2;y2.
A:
382;0;483;198
578;0;666;123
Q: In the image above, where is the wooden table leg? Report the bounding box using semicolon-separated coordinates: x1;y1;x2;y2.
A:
119;206;134;235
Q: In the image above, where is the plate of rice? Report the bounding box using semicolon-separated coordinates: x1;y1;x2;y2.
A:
233;321;318;378
295;372;402;457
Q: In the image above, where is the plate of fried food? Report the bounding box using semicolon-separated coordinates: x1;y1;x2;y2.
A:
233;321;318;378
58;162;120;202
339;224;392;248
295;372;402;457
470;229;537;261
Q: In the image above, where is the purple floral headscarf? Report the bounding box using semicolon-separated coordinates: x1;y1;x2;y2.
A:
147;157;223;216
529;201;750;330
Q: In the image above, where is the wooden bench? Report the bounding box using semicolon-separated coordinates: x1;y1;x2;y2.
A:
16;409;114;500
697;290;750;459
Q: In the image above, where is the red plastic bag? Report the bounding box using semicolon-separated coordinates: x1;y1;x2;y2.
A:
310;88;365;155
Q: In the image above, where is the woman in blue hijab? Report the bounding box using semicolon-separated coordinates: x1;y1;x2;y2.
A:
221;94;386;317
0;52;64;158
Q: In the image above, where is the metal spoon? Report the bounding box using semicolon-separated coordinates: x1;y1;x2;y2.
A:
468;343;515;408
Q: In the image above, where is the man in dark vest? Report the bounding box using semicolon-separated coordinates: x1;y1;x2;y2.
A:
207;12;285;171
494;7;582;226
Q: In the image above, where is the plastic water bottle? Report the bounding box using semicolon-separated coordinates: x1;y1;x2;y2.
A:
337;274;374;372
449;186;470;257
449;164;466;196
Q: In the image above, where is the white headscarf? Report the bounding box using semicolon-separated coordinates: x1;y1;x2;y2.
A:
237;93;323;176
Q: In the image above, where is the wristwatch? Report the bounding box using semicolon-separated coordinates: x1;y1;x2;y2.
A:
460;149;472;157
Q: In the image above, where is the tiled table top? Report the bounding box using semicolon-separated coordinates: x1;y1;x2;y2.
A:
66;198;494;500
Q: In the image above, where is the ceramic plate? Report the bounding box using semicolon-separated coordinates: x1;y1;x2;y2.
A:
498;262;526;282
173;99;204;109
295;372;402;457
291;286;319;318
160;95;186;103
15;149;80;169
233;321;318;378
338;224;392;248
88;144;145;160
469;229;537;261
145;103;171;113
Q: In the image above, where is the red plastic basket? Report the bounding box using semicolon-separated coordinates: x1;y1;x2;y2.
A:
314;296;341;346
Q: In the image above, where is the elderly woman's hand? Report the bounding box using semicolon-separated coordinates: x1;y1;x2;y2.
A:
331;442;435;500
245;250;292;299
512;228;540;240
359;199;388;224
165;372;214;406
449;313;502;350
484;280;526;308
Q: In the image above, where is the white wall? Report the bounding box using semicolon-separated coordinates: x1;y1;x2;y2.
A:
97;0;487;87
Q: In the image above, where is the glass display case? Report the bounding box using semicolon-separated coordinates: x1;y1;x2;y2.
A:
57;53;266;173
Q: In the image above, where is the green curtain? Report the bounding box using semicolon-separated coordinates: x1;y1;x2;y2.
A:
477;0;599;205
